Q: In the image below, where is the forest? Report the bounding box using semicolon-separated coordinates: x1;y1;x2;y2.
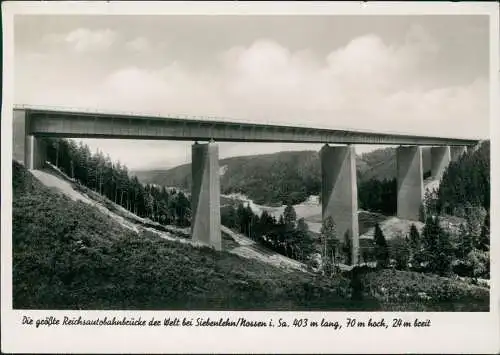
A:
437;141;490;213
221;203;317;263
43;138;191;227
357;178;397;215
134;147;434;209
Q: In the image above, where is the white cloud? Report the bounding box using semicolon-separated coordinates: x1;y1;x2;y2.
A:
43;28;117;53
125;37;151;52
16;25;489;168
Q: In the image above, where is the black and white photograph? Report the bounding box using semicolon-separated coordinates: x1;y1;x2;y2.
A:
2;1;499;353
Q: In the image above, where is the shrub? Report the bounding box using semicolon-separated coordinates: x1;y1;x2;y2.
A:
359;269;489;311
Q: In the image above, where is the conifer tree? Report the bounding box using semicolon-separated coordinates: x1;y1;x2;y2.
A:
408;224;424;268
320;216;337;275
409;224;421;252
374;223;389;268
283;204;297;231
421;216;453;275
418;203;426;223
478;210;490;251
434;225;453;276
457;223;473;259
390;233;410;270
294;217;314;261
343;230;353;266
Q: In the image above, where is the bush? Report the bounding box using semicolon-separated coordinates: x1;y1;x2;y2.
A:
359;269;489;311
452;260;474;277
388;234;410;270
465;250;490;279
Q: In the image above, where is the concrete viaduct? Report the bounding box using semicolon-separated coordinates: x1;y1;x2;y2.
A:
12;105;479;265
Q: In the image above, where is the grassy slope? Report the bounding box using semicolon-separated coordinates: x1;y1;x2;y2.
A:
13;161;488;311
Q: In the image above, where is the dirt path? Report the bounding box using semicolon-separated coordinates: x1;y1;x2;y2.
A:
221;225;308;272
31;169;94;204
31;169;139;233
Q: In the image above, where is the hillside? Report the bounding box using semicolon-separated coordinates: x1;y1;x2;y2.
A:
31;162;312;272
12;161;489;311
12;161;368;310
132;147;433;206
134;151;321;205
359;147;433;181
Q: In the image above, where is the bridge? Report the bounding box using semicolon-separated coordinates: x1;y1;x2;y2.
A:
13;105;480;265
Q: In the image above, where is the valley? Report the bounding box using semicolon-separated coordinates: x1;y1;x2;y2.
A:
11;139;491;311
12;158;490;311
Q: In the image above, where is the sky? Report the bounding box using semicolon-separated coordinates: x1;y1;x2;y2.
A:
14;15;490;170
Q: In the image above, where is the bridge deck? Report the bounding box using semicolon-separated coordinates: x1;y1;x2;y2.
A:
15;105;479;146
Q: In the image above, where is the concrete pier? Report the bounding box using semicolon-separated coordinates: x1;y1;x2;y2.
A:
450;146;467;162
13;109;28;165
25;136;47;170
191;142;221;250
431;146;451;180
397;146;424;221
13;109;46;169
320;144;359;265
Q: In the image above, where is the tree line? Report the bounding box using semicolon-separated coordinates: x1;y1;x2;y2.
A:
363;212;490;279
437;141;490;214
43;138;191;227
221;203;357;271
221;203;316;263
358;141;490;218
358;178;397;215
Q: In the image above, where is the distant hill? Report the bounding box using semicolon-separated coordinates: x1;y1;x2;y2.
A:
132;148;433;206
358;147;432;181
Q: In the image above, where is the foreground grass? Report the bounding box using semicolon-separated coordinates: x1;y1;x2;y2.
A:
356;268;489;311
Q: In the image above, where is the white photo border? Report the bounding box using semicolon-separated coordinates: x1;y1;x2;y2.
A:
2;1;499;353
